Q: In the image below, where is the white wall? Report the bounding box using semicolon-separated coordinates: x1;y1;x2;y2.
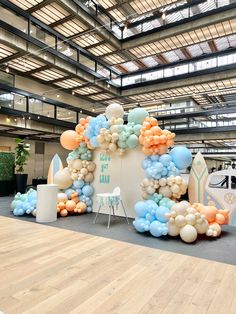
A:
0;136;68;184
92;148;145;218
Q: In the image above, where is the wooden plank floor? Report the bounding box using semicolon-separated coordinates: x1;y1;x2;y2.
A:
0;216;235;314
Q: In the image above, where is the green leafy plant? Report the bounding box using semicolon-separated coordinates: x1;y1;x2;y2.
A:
15;138;30;173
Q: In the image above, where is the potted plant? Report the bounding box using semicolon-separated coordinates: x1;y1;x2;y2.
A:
15;138;30;193
0;152;15;196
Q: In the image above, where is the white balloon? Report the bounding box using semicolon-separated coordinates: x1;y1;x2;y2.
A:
57;193;68;203
195;220;209;234
170;184;180;193
159;186;172;198
175;215;186;227
72;159;82;170
180;224;198;243
185;214;196;225
159;178;167;187
105;103;124;119
168;223;180;236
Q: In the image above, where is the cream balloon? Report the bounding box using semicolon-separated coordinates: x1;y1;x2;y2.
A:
57;192;68;203
54;168;73;190
72;159;82;170
175;215;186;227
168;223;180;236
84;172;94;182
180;224;198;243
87;162;96;172
159;186;172;198
105;103;124;119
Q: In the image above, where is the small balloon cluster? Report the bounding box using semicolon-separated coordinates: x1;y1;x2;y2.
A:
139;117;175;155
11;189;37;216
56;180;94;216
141;176;187;200
133;198;175;237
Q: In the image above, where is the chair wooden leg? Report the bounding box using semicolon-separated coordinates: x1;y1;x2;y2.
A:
93;205;101;224
121;200;129;224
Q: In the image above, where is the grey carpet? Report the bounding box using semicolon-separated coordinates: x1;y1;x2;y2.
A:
1;196;236;265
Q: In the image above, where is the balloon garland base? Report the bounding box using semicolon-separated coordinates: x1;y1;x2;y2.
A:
133;199;229;243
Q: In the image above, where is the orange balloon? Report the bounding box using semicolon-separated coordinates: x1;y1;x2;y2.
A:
76;202;87;214
60;130;79;150
66;200;76;212
58;202;65;210
60;209;68;217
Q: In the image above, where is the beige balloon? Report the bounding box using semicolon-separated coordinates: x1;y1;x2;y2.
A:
180;224;198;243
72;159;82;170
54;168;73;190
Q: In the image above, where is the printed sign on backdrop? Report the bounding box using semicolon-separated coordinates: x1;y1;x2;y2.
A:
92;148;145;218
99;153;111;184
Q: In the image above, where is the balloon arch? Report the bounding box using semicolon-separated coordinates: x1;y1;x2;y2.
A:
11;104;229;243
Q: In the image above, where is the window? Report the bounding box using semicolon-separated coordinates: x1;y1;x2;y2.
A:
79;53;95;71
30;23;56;48
0;5;28;33
29;99;55;118
57;107;77;123
57;41;77;61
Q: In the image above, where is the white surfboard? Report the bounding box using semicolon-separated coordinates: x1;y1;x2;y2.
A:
188;152;209;204
47;154;63;184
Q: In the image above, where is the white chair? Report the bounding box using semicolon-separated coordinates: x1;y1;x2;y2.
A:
112;187;129;225
93;187;129;228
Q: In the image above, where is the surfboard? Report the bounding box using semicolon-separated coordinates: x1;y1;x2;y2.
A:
188;152;209;204
47;154;63;184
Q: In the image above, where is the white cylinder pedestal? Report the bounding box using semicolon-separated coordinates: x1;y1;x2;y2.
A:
36;184;58;223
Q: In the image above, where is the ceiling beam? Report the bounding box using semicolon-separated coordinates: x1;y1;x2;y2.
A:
154;55;168;64
0;51;26;64
122;4;236;49
49;14;76;28
180;47;192;59
25;65;52;75
27;0;55;13
208;40;218;52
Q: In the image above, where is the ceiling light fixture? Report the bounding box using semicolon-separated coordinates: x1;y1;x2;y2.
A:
5;65;10;73
72;91;75;95
107;81;110;88
57;94;60;98
162;12;166;20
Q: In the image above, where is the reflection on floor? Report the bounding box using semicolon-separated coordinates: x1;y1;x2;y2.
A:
0;215;236;314
1;197;236;265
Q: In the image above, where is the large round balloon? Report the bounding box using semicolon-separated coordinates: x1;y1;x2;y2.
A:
170;146;192;170
128;108;149;125
54;168;73;189
105;103;124;119
60;130;79;150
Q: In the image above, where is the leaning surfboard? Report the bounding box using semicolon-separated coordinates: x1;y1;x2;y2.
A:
47;154;63;184
188;152;209;204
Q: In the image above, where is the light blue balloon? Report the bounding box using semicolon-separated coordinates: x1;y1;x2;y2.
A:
86;206;92;213
73;180;85;189
133;124;142;136
134;201;147;217
82;185;94;197
156;206;170;223
128;108;149;124
64;188;75;198
170;146;192;170
127;134;138;148
133;218;150;232
150;221;168;237
159;154;172;167
11;200;17;209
